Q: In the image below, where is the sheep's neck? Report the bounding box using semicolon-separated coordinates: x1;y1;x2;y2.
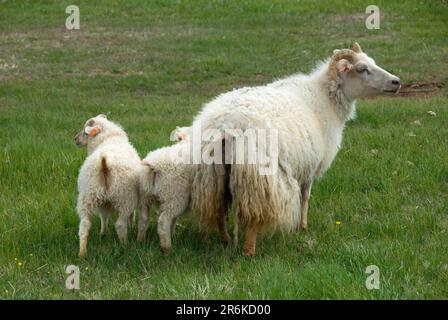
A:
87;132;128;155
327;78;356;123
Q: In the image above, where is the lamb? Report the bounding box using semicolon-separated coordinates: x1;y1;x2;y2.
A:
190;42;401;257
74;114;141;258
138;126;197;253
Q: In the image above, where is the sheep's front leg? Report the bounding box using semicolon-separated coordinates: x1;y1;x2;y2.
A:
300;181;313;231
99;211;109;237
243;222;258;258
137;205;150;242
78;208;93;259
129;211;137;229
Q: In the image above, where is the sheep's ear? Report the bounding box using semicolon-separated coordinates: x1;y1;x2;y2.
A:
333;49;341;55
337;59;353;73
84;126;101;137
352;42;362;53
98;114;107;119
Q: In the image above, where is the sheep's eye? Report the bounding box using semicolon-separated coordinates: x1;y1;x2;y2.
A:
356;65;369;73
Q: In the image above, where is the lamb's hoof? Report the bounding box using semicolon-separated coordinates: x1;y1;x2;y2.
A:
161;246;170;255
79;251;87;259
160;241;171;254
300;223;308;231
137;234;146;243
100;233;107;239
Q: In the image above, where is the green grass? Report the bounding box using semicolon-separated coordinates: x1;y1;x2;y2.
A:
1;0;447;299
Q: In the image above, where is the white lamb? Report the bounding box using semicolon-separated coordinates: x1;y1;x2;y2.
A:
75;114;141;258
138;126;196;253
190;43;401;256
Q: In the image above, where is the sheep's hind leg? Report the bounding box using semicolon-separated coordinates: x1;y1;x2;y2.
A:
78;208;93;259
243;222;258;258
137;205;150;242
300;181;313;231
158;206;183;254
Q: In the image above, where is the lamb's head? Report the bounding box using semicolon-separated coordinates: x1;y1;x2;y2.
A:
74;114;126;148
170;126;192;143
328;42;401;100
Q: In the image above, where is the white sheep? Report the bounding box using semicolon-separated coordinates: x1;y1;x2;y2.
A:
190;42;401;257
75;114;141;258
138;126;197;253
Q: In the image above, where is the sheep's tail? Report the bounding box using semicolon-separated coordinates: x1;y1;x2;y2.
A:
230;162;301;235
191;163;301;237
191;162;228;232
99;154;110;189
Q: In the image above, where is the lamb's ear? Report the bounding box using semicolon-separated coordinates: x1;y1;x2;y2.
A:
141;160;155;170
84;125;101;137
333;49;341;55
337;59;353;73
98;114;107;119
176;128;186;142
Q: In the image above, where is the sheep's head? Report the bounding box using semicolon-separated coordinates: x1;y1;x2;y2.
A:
74;114;109;147
328;42;401;99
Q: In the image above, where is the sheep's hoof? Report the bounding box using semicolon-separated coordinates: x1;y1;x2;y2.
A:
79;251;87;259
221;234;231;246
300;223;308;231
243;246;256;258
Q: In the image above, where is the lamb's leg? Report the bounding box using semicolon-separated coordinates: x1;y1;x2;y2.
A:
129;210;136;229
170;217;177;236
99;211;109;237
78;208;93;259
158;205;184;254
137;205;150;242
300;181;313;231
243;222;258;258
115;210;132;245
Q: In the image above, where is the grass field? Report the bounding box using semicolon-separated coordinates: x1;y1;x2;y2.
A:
1;0;447;299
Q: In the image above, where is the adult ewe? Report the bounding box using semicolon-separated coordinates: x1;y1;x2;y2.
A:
191;43;401;257
75;114;141;258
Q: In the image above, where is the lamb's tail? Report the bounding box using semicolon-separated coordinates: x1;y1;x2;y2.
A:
99;155;110;189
